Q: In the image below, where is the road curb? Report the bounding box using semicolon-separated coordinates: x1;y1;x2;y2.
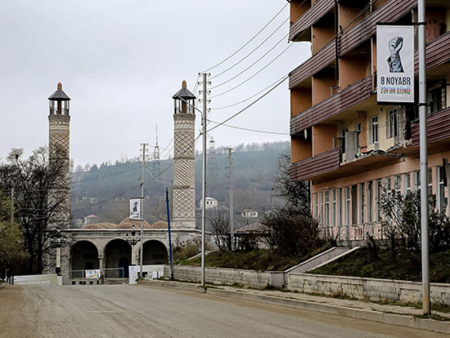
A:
139;280;450;334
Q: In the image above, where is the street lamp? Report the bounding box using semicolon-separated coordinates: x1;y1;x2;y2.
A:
50;229;66;285
126;225;140;246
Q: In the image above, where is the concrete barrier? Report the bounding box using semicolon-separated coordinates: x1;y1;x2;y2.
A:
13;274;58;286
288;273;450;305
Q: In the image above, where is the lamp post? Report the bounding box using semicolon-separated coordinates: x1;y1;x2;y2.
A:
126;225;140;246
50;229;66;286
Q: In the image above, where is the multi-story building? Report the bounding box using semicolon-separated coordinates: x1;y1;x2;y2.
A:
288;0;450;242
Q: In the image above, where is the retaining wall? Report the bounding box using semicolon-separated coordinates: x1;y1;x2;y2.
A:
288;273;450;305
165;265;282;288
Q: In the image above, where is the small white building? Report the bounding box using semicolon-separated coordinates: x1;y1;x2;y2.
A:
241;209;258;219
199;197;218;209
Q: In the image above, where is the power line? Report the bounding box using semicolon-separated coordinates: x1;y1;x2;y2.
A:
210;19;289;81
211;74;289;110
207;120;289;135
207;75;288;133
202;2;289;73
209;44;292;99
211;32;289;89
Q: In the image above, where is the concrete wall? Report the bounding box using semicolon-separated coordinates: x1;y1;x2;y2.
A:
165;265;281;289
288;273;450;306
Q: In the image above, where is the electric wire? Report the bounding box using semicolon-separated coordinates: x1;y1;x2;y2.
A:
210;32;289;89
207;120;289;135
209;44;293;99
207;75;288;133
211;74;289;110
202;2;289;73
210;19;289;81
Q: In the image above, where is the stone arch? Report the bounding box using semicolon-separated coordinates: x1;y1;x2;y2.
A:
104;239;131;278
142;240;168;265
70;240;99;271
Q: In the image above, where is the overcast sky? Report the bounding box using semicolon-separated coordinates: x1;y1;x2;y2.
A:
0;0;310;166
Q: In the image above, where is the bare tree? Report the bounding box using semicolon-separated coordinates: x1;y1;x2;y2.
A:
210;211;231;252
0;146;69;274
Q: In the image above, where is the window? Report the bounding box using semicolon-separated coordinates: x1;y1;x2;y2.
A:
428;82;446;113
385;177;392;201
368;181;373;222
324;191;330;228
340;128;348;153
332;189;336;227
387;108;399;139
437;166;447;212
351;185;357;225
345;187;350;226
414;170;421;191
337;188;342;227
428;168;433;198
404;173;411;195
376;179;382;221
360;183;365;224
370;116;379;144
394;175;402;196
319;192;323;224
314;193;318;218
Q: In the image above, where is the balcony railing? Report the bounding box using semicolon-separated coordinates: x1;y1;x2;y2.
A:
290;148;341;181
289;39;336;89
289;0;335;41
339;0;416;57
411;107;450;147
291;75;372;135
414;31;450;74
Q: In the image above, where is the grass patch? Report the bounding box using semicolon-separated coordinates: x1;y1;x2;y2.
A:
310;247;450;283
178;244;332;271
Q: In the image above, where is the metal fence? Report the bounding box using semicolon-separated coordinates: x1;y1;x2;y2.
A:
104;268;125;279
68;268;124;280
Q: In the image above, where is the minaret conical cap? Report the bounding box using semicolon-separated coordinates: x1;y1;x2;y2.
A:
49;82;71;101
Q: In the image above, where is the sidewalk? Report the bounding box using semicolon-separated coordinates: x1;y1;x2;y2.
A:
139;279;450;334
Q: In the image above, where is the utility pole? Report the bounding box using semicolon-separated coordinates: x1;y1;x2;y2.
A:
140;143;148;278
166;187;174;280
418;0;430;315
201;73;208;287
227;148;235;250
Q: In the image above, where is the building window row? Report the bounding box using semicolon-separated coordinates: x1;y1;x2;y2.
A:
312;165;450;231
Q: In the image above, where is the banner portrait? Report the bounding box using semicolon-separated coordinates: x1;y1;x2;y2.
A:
129;197;143;220
377;25;415;103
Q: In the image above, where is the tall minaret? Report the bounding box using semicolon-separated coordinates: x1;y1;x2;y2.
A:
48;82;71;228
172;80;196;229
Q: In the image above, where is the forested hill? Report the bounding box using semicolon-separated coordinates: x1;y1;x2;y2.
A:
70;141;289;227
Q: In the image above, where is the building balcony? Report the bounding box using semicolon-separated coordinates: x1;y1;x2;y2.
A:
289;39;336;89
291;146;403;183
339;0;416;57
414;31;450;74
290;148;340;181
289;0;417;88
291;75;372;135
289;0;335;41
411;107;450;148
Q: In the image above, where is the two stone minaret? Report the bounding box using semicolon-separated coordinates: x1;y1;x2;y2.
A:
48;82;71;228
172;81;196;229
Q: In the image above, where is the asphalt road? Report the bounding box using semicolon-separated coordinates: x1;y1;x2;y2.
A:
0;284;446;338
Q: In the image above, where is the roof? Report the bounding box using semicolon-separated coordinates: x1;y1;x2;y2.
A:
235;222;269;234
117;217;151;229
172;80;196;100
48;83;71;101
149;221;168;229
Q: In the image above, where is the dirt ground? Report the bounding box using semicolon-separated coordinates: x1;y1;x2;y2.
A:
0;284;447;338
